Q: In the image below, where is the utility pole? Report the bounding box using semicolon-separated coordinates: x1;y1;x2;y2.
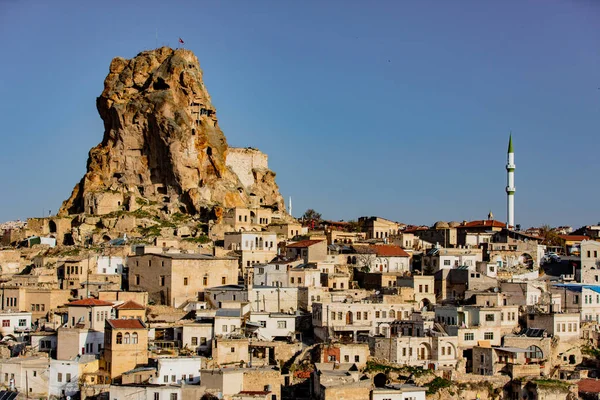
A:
277;285;281;312
256;291;260;311
25;370;28;399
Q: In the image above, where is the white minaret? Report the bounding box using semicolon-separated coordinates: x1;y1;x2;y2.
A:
506;134;515;229
288;196;293;216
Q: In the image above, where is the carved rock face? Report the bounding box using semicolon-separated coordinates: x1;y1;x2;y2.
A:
59;47;284;217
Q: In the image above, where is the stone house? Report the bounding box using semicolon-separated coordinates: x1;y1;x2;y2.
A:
472;345;540;377
311;300;416;342
0;311;31;336
368;325;459;370
398;275;435;310
247;312;296;341
114;299;146;321
524;311;580;341
57;327;104;359
551;283;600;322
359;216;400;240
224;231;278;278
66;298;113;330
268;222;306;240
579;240;600;283
422;245;483;273
371;384;427;400
0;355;49;398
366;245;411;273
316;342;370;370
102;318;148;381
223;206;274;232
248;286;299;313
127;253;238;307
0;287;71;324
181;321;214;355
285;240;327;263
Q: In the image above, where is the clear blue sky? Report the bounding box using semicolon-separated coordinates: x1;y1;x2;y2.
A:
0;0;598;228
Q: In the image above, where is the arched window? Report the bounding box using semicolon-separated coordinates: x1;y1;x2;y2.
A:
132;332;138;344
124;333;131;344
389;309;395;319
526;345;543;359
116;333;122;344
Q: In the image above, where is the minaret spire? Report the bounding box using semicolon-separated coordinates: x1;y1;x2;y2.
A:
506;133;516;228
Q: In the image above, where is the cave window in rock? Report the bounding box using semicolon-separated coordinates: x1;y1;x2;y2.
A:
49;221;57;234
102;235;111;243
206;147;212;157
192;129;196;136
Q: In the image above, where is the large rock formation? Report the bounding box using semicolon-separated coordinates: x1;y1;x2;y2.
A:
59;47;285;218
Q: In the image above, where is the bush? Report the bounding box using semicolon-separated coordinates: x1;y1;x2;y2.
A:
183;235;210;244
426;377;452;395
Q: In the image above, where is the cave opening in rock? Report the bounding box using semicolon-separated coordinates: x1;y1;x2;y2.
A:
153;77;170;90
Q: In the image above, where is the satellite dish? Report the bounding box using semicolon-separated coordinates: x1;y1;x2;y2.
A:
375;291;380;295
67;397;72;400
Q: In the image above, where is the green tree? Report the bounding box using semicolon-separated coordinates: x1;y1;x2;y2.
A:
302;209;322;225
539;225;560;246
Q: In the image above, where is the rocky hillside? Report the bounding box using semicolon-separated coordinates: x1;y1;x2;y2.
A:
59;47;285;219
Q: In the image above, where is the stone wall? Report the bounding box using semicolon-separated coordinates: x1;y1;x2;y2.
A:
226;148;269;188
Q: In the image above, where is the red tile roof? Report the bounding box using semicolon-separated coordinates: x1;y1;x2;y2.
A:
68;298;113;307
578;378;600;393
287;240;324;248
370;245;410;257
460;220;505;229
107;319;146;329
558;235;589;241
114;300;146;310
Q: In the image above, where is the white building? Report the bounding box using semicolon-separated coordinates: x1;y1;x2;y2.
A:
96;255;124;275
156;357;202;385
371;384;427;400
0;356;49;398
248;312;296;340
579;240;600;283
215;309;243;336
49;358;81;399
0;311;32;336
423;246;482;272
181;322;214;355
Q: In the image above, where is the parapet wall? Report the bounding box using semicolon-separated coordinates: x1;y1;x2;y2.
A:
226;148;269;188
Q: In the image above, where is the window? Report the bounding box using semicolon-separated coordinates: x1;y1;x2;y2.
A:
375;311;380;318
328;355;336;362
419;285;423;293
485;314;495;322
356;312;361;320
364;312;368;320
116;333;123;344
223;325;228;332
58;373;62;382
160;276;165;286
403;348;406;357
425;285;429;292
442;347;445;355
338;312;342;320
171;375;176;382
526;345;543;359
203;277;208;285
277;321;287;329
344;355;350;362
124;333;131;344
230;347;235;353
464;333;474;341
66;373;71;382
331;312;336;320
18;319;26;327
132;332;138;344
444;260;451;266
484;332;494;340
191;337;198;346
154;393;160;400
163;375;169;383
355;355;360;362
2;320;9;327
184;277;188;286
382;311;387;318
200;337;207;345
291;277;295;284
222;277;226;284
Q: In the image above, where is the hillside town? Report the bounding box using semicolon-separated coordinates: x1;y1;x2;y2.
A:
0;47;598;400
